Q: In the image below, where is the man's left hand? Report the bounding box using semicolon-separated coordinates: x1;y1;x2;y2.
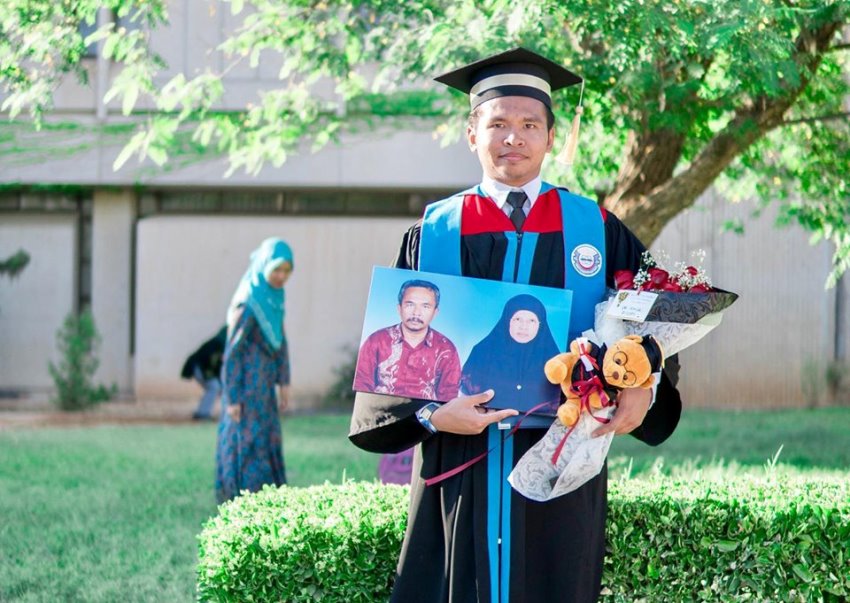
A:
592;387;651;437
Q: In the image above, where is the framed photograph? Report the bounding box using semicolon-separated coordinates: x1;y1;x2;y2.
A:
353;267;573;416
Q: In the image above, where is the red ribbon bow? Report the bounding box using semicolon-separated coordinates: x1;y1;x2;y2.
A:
551;377;613;466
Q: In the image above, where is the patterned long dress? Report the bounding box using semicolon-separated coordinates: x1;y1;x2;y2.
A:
215;310;289;503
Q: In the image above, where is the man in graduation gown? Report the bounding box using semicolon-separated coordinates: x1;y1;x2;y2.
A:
349;48;682;603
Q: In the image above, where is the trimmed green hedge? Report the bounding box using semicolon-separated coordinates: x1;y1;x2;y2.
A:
197;482;409;602
606;474;850;602
197;473;849;602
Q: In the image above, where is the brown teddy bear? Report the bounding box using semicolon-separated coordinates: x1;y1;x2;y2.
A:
544;335;664;427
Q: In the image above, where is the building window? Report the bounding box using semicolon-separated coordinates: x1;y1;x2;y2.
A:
79;9;141;58
137;188;455;218
0;188;93;312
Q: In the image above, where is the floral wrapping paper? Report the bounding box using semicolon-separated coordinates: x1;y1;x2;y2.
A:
508;407;615;501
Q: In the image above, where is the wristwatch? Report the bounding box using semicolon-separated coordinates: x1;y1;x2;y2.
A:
416;402;441;434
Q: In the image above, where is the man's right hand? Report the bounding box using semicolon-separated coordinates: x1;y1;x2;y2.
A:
430;390;518;435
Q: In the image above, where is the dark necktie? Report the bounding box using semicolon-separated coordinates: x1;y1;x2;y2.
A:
506;191;527;232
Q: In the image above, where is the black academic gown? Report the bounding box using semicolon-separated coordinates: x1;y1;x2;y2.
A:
349;191;682;603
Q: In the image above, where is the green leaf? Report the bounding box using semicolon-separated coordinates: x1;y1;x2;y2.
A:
122;85;139;116
792;564;813;583
112;130;146;170
147;146;168;165
715;540;739;552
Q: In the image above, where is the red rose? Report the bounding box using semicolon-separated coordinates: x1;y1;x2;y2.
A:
647;267;670;289
689;283;711;293
614;270;635;290
661;280;683;292
685;265;699;276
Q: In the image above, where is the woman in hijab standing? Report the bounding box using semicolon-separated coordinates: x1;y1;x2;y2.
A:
215;238;294;503
460;294;561;415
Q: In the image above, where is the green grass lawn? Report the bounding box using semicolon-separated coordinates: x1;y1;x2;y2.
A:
608;406;850;473
1;408;848;602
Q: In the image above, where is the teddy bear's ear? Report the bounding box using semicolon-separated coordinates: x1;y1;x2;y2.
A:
625;334;643;343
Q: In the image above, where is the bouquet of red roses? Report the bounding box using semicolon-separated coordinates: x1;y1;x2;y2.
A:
596;250;738;356
509;251;738;501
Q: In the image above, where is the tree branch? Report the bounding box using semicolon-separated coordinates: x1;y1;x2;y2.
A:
782;111;850;126
827;43;850;52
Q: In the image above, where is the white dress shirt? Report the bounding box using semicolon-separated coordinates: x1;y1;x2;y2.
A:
480;175;543;219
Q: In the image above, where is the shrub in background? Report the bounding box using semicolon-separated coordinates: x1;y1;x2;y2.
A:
48;309;116;410
197;472;849;602
801;357;850;408
322;344;358;411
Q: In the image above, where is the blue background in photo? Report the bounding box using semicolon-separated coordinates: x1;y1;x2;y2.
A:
359;267;573;364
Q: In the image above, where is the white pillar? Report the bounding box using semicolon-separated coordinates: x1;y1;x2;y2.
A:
91;189;135;392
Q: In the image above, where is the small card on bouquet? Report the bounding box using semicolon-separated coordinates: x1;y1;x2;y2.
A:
605;289;658;322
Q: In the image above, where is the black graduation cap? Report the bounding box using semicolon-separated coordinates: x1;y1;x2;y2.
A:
434;47;582;110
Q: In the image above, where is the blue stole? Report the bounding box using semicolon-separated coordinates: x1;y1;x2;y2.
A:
418;182;606;602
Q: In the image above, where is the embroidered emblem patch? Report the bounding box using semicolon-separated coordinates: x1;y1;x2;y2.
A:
571;244;602;277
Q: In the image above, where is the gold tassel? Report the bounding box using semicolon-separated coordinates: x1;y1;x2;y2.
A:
555;82;584;167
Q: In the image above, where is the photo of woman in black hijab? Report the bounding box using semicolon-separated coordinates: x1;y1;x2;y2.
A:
460;294;562;415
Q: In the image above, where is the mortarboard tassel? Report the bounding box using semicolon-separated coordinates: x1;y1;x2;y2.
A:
555;82;584;167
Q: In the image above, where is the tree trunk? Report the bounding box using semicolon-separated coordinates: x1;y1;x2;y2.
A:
604;19;842;247
604;127;685;205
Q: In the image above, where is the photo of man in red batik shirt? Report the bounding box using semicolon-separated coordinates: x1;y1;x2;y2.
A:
354;279;461;401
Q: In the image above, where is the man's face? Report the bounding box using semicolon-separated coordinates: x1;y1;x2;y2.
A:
467;96;555;187
398;287;438;335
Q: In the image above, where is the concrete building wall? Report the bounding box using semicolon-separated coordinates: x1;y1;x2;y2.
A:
134;214;413;403
0;215;77;391
653;189;840;408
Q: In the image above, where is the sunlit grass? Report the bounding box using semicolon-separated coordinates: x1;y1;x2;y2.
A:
0;415;377;602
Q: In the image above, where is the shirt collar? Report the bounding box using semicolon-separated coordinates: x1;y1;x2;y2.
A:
480;175;542;213
391;324;434;347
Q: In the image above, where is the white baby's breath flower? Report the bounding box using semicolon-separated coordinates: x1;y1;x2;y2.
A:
642;248;711;292
640;250;656;268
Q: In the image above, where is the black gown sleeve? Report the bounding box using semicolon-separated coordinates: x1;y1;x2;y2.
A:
349;394;432;453
631;356;682;446
603;209;647;286
393;220;422;271
349;220;433;454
